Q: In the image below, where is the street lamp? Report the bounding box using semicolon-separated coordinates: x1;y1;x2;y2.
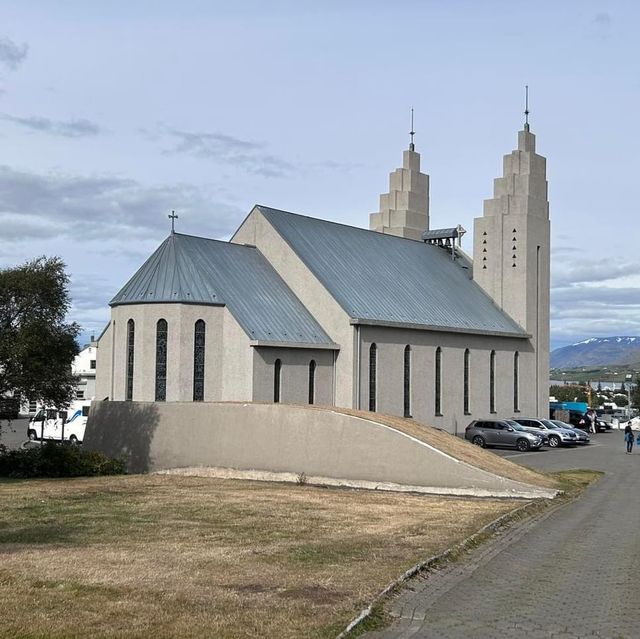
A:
626;374;633;418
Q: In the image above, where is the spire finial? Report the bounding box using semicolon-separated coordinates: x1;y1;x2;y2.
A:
409;107;415;151
168;210;179;233
524;85;530;132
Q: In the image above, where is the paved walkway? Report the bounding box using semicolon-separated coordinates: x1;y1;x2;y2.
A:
364;432;640;639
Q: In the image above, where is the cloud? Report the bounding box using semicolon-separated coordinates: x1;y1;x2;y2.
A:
0;36;28;71
161;126;294;178
550;246;640;345
0;165;243;242
589;12;612;40
0;113;103;138
0;165;247;333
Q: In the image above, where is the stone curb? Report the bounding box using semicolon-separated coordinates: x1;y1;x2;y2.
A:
335;494;572;639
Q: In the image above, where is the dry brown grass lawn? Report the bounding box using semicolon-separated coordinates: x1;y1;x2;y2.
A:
0;474;524;639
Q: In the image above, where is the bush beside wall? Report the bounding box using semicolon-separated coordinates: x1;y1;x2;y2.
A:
0;442;125;478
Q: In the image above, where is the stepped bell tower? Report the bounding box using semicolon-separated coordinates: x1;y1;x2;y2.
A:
473;97;550;415
370;110;430;240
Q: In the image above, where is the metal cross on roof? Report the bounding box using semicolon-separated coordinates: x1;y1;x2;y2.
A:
168;210;179;233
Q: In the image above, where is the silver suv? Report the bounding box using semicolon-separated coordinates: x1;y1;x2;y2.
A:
514;418;578;447
465;419;544;452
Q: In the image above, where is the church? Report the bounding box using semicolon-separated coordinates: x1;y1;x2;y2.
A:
95;117;550;436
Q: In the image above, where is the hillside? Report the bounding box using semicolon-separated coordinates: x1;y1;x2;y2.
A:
550;337;640;369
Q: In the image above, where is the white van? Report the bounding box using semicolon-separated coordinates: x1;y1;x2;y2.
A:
27;401;91;444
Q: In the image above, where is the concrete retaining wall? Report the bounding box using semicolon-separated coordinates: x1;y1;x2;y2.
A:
83;401;555;498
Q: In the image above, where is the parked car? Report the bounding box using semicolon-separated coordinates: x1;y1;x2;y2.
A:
548;419;590;444
504;419;549;445
514;418;578;447
465;419;544;451
566;410;610;433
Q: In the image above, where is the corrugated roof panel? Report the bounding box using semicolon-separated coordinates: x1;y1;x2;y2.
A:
257;206;527;336
110;233;334;346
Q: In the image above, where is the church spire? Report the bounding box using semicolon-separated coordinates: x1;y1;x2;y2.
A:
369;116;430;241
524;85;530;132
409;107;415;151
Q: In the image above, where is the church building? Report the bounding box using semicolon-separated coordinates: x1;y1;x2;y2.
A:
95;118;550;435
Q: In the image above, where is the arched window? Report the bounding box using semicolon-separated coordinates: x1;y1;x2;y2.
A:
274;359;282;403
308;360;316;404
369;343;377;412
155;319;168;401
463;349;471;414
513;351;520;412
126;319;135;401
435;347;442;415
193;320;206;401
403;345;411;418
489;350;496;413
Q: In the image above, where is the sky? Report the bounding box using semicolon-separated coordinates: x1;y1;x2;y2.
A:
1;0;639;350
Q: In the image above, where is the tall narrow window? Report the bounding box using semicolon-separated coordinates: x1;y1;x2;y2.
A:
403;345;411;418
274;359;282;403
126;319;135;401
369;343;377;412
193;320;206;401
463;349;471;414
489;350;496;413
513;351;520;412
308;360;316;404
435;347;442;415
155;319;168;401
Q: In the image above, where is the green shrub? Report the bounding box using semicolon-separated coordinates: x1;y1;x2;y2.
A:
0;442;125;478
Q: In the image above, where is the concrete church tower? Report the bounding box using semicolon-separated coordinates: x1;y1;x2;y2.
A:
370;114;430;240
473;105;550;415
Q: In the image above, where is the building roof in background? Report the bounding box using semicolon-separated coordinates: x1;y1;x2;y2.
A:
256;206;527;337
110;233;336;346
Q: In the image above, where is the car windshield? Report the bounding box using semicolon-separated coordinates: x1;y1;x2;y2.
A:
504;420;525;431
541;420;562;429
550;420;573;429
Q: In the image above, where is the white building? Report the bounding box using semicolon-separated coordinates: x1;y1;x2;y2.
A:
95;119;550;434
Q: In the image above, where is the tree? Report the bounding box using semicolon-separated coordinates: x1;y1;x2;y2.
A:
0;257;80;419
549;384;589;403
631;376;640;410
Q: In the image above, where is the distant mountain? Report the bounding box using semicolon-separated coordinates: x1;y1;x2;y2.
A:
550;337;640;369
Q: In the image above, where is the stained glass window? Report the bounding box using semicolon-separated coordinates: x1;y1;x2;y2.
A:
490;350;496;413
126;319;134;401
435;347;442;415
369;344;377;412
403;345;411;418
463;349;470;414
155;319;167;401
193;320;205;401
513;351;520;412
308;360;316;404
274;359;282;403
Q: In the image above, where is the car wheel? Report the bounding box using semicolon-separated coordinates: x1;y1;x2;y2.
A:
516;438;531;452
69;435;78;445
472;435;486;448
548;435;561;448
27;429;37;441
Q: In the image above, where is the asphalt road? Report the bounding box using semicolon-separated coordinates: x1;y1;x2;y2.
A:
365;430;640;639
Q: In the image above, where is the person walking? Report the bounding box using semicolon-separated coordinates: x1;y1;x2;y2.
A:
624;422;634;453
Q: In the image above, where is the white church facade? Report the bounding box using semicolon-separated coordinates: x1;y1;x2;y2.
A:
95;121;550;435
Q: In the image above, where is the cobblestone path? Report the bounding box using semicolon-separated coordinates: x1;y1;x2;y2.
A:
364;432;640;639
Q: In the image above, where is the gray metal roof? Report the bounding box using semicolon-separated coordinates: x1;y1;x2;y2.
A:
256;206;527;337
110;233;336;346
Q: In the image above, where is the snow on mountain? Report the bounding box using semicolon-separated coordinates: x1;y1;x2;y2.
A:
552;337;640;369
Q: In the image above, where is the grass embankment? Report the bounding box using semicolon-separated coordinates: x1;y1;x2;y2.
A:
0;475;522;639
